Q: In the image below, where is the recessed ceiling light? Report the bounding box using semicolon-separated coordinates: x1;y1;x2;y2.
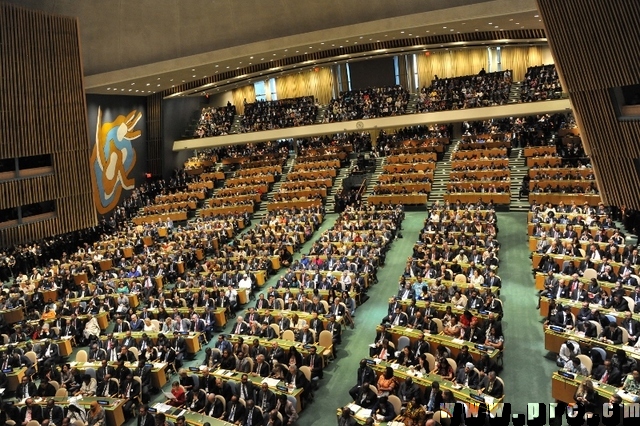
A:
450;29;454;31
475;29;479;31
121;89;124;91
250;56;253;59
191;69;195;71
443;26;447;29
534;14;539;17
106;88;110;90
157;84;160;87
495;26;499;28
146;83;150;86
516;22;520;25
215;65;219;67
131;83;135;85
135;90;138;92
426;31;429;33
321;42;324;45
509;19;513;21
488;22;492;25
192;75;196;77
273;53;276;55
157;77;160;80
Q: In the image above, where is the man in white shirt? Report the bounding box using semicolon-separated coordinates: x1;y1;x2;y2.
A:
238;274;252;290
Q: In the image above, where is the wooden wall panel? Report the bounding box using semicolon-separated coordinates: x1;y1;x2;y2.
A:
146;93;163;176
0;2;96;246
538;0;640;209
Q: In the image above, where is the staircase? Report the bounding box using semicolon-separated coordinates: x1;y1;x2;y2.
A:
315;105;328;124
508;82;522;104
428;140;459;204
229;114;243;134
406;93;420;114
509;147;529;211
360;157;385;205
253;157;295;221
326;160;355;212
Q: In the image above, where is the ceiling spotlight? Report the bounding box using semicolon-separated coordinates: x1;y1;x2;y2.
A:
443;26;447;29
534;14;539;17
146;83;150;86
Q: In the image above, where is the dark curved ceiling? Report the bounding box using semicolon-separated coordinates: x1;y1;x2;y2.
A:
3;0;543;94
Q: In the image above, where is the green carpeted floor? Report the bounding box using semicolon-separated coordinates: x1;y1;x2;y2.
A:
108;211;556;425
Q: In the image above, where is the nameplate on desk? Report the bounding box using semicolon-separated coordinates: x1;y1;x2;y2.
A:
97;400;111;406
474;344;495;353
557;370;576;380
276;385;289;392
303;344;312;350
2;368;13;373
189;367;200;372
147;408;157;413
470;393;486;403
549;326;566;333
366;359;376;366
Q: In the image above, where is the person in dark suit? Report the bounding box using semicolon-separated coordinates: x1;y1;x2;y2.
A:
242;399;263;426
42;398;64;426
552;305;575;329
20;398;43;425
607;294;630;312
235;374;257;402
600;321;623;345
622;311;640;345
231;316;250;335
591;359;623;387
38;339;60;370
137;405;155;426
327;314;342;347
119;374;141;417
185;387;207;412
203;393;224;418
453;363;480;390
37;377;56;397
269;342;285;366
224;395;246;423
354;380;377;408
256;382;276;414
286;365;311;402
349;359;376;400
371;324;393;357
478;371;504;397
16;376;37;399
96;374;119;397
304;346;323;381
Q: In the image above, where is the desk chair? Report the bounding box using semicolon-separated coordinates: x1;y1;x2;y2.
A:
76;350;88;362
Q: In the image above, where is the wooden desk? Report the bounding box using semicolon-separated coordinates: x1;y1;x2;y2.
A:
538;296;640;325
199;204;254;217
551;372;623;405
544;328;640;362
368;194;427;205
228;334;326;360
386;325;501;362
132;212;188;225
379;172;434;182
527;157;563;168
6;367;26;391
106;332;203;355
374;183;432;193
267;200;323;211
74;361;168;390
449;170;510;180
444;193;510;205
209;367;304;412
529;168;594;179
528;193;602;206
447;182;510;192
452;148;507;160
524;146;556;157
382;162;435;173
451;159;508;169
0;307;25;324
387;153;438;163
369;358;504;410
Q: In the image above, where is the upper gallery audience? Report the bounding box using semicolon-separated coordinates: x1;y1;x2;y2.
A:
240;97;318;132
193;104;236;138
520;64;563;103
326;86;409;122
417;70;512;112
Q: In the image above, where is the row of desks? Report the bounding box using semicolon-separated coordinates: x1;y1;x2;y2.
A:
531;253;635;276
369;194;427;206
382;162;435;173
386;325;501;362
444;193;510;205
528;193;602;207
132;211;188;225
